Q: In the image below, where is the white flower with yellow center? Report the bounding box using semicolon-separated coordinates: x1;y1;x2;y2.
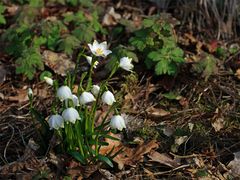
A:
110;115;126;131
119;57;134;72
88;40;112;57
86;56;99;68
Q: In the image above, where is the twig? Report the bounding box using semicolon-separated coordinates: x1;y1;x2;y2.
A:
3;124;15;163
152;164;190;176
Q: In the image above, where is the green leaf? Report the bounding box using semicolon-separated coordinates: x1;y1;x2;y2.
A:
16;47;44;79
129;37;146;51
142;18;154;27
154;59;169;75
58;35;80;55
147;51;162;62
40;71;52;81
162;92;182;100
69;151;86;164
97;154;113;167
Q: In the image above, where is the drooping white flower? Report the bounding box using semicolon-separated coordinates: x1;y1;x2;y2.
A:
72;94;79;107
44;76;54;86
91;85;100;96
79;91;96;105
86;56;99;68
57;86;72;101
119;57;134;72
88;40;112;57
102;90;116;105
62;107;80;124
48;114;64;130
110;115;126;131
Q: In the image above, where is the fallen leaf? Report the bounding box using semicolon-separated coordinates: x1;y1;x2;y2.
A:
148;150;180;168
102;7;121;26
235;69;240;79
6;88;28;103
42;50;75;76
147;106;170;118
99;169;117;180
212;118;225;132
0;65;7;83
114;140;159;169
162;126;174;137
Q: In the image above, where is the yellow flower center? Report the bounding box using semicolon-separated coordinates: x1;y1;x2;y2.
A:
96;48;103;56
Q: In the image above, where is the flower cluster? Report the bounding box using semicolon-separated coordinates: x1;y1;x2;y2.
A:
34;40;134;165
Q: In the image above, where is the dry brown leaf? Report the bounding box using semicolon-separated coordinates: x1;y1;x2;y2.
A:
102;7;121;26
6;88;28;103
114;140;159;169
235;69;240;79
212;118;225;132
148;150;180;168
147;107;170;118
42;50;75;76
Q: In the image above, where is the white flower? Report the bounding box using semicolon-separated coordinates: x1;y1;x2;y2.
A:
57;86;72;101
91;85;100;96
110;115;126;131
79;92;96;105
102;90;116;105
86;56;99;68
119;57;134;71
44;76;53;86
48;114;64;130
72;94;79;107
28;88;33;97
62;107;80;124
88;40;112;57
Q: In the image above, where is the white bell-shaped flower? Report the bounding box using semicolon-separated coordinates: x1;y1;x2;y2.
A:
110;115;126;131
86;56;99;68
79;91;96;105
72;94;79;107
88;40;112;57
62;107;80;124
119;57;134;72
91;85;100;96
57;86;72;101
48;114;64;130
102;90;116;105
44;76;53;86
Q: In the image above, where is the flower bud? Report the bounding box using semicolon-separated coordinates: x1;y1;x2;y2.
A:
119;57;134;71
28;88;33;97
79;92;96;105
110;115;126;131
57;86;72;101
91;85;100;96
48;114;64;130
62;107;80;124
102;90;116;105
44;76;53;86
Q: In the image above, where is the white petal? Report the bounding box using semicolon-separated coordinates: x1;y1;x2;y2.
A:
62;107;80;124
91;85;100;96
72;94;79;107
49;114;64;130
102;90;116;105
110;115;126;131
57;86;72;101
44;76;53;86
119;57;134;71
79;92;96;105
